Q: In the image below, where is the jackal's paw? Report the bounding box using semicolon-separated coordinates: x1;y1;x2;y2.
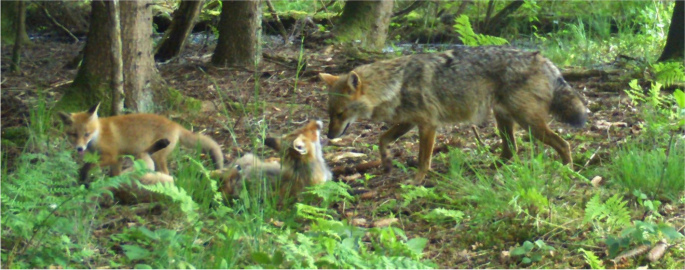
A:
382;158;393;173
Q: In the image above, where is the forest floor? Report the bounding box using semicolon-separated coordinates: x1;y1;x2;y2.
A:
2;37;684;269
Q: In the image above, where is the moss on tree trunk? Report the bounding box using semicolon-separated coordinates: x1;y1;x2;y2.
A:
57;0;165;115
211;0;262;67
57;0;112;113
1;1;30;45
334;0;393;51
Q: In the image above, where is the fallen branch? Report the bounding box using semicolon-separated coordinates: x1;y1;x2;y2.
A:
37;2;79;43
392;0;425;18
332;159;382;176
315;0;337;13
561;69;622;81
265;0;290;44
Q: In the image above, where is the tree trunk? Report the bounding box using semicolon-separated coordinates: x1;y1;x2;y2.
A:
10;1;26;73
658;0;684;62
334;0;393;51
154;0;203;62
482;1;525;35
106;0;124;115
59;0;112;113
121;0;163;113
58;0;164;114
211;0;262;68
1;1;30;45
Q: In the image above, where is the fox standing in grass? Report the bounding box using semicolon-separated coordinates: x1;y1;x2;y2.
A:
319;46;587;182
59;103;224;181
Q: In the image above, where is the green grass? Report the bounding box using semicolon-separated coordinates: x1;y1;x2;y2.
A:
609;135;684;202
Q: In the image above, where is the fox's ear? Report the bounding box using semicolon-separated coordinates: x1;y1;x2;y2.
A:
292;136;308;155
347;71;362;95
58;111;73;125
264;137;282;152
319;73;339;86
88;102;101;118
314;120;323;131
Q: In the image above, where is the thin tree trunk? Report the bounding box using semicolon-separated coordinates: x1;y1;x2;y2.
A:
482;1;524;35
334;0;394;51
154;0;204;62
212;0;262;68
392;0;425;18
60;0;112;112
10;1;25;73
59;0;164;114
1;1;30;45
265;0;289;44
106;0;124;115
658;0;684;62
121;0;163;113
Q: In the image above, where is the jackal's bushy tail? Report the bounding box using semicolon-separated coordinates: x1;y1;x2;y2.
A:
179;129;224;169
550;77;587;128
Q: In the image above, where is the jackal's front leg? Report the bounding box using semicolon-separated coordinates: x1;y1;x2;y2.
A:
379;123;415;173
414;125;437;182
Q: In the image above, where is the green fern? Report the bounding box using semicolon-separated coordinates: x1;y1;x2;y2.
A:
139;182;200;225
650;62;685;87
578;248;605;269
453;15;509;46
584;194;632;231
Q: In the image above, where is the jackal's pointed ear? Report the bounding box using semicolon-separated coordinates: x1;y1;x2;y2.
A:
58;111;73;125
347;71;363;95
87;102;101;118
319;73;339;86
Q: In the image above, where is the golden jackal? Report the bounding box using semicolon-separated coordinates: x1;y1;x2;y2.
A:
319;46;587;182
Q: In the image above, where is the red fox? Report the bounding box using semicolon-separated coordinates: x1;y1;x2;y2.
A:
58;103;224;181
212;120;332;201
114;138;175;204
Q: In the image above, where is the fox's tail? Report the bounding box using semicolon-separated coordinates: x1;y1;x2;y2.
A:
549;77;587;128
145;138;171;155
179;129;225;169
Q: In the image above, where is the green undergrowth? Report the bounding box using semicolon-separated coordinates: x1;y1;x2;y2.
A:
1;74;432;269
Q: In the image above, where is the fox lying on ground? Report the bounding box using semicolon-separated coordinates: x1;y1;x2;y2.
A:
58;103;224;182
112;138;175;204
319;46;587;183
211;120;332;201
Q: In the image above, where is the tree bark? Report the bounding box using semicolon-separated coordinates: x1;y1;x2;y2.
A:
211;0;262;68
10;1;26;73
60;0;112;112
658;0;684;62
121;0;163;113
334;0;394;51
106;0;124;116
154;0;204;62
1;1;30;45
59;0;164;114
482;0;524;35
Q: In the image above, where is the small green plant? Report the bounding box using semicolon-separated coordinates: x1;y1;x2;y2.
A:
510;240;556;265
578;248;605;269
584;194;632;234
453;15;508;46
649;62;685;87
